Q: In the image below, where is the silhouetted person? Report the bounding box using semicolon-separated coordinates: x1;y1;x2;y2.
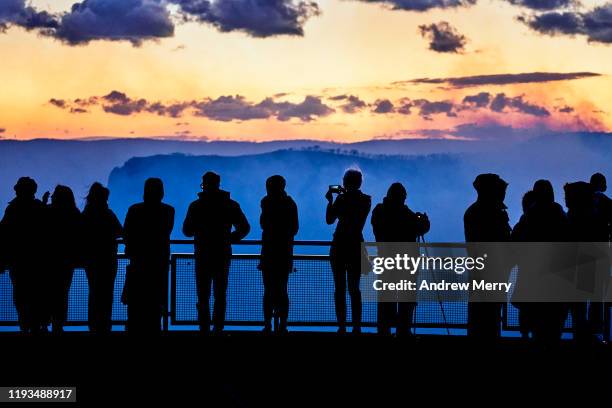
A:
259;175;299;334
510;189;536;340
0;177;46;333
590;173;611;341
45;185;81;334
183;172;250;335
371;182;430;337
565;181;608;343
511;180;569;345
0;221;5;275
590;173;611;242
464;173;511;340
81;182;122;334
123;178;174;334
326;169;371;334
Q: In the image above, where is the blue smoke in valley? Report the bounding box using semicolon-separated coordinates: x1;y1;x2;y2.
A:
0;131;610;243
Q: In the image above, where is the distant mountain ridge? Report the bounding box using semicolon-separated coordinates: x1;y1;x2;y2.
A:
1;132;610;241
107;135;612;242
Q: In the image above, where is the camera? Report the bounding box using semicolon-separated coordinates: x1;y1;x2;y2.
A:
328;185;345;194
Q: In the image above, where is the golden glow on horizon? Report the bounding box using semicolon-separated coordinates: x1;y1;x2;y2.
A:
0;0;610;141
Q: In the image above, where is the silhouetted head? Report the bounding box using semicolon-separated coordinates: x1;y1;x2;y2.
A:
564;181;594;211
343;169;362;192
521;190;535;214
590;172;607;193
201;171;221;192
86;182;110;208
14;177;37;199
533;179;554;204
144;178;164;203
266;175;286;196
385;182;407;205
51;185;77;210
473;173;507;203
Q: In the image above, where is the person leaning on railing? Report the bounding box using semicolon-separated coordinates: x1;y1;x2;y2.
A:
182;171;250;335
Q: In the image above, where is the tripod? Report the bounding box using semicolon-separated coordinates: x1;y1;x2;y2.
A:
416;235;451;336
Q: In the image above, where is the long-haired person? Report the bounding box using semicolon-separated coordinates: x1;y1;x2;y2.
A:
45;185;82;334
259;175;298;334
123;178;174;334
325;169;371;334
82;182;122;334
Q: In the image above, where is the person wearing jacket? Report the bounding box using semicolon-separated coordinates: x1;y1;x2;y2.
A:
0;177;46;333
81;182;123;334
511;180;569;345
565;181;609;343
371;182;430;337
464;173;512;340
259;175;299;334
183;171;250;335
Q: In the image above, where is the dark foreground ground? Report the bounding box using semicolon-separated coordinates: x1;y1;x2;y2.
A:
1;332;610;406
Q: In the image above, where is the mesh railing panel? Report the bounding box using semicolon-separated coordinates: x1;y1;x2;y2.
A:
0;254;584;331
0;257;128;325
173;255;469;327
0;272;18;322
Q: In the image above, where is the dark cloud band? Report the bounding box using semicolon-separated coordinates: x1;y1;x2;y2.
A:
171;0;321;38
353;0;476;12
398;71;600;87
50;91;335;122
519;3;612;44
1;0;321;45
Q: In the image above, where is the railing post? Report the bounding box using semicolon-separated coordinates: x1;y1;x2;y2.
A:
162;258;170;333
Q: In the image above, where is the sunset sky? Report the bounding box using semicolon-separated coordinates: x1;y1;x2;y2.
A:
1;0;611;141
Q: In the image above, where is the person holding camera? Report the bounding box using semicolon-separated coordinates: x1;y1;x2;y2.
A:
325;169;371;334
371;182;430;337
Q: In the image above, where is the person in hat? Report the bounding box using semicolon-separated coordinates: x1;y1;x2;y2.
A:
464;173;512;340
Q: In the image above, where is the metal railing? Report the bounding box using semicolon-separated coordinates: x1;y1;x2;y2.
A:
0;240;603;335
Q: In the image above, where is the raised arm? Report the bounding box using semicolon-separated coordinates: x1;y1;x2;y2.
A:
325;190;338;225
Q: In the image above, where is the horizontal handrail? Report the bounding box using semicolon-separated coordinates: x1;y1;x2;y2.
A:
117;239;333;246
119;239;469;248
